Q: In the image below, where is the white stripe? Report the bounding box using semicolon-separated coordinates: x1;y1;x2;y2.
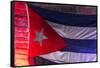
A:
46;20;96;39
40;51;96;63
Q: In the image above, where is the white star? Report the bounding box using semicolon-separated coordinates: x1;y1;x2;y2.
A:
34;29;47;46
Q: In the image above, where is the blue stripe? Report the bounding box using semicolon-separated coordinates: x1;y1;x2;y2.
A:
61;38;96;53
34;57;58;65
28;4;97;27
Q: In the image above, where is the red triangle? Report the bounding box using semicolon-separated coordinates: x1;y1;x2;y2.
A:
28;7;66;57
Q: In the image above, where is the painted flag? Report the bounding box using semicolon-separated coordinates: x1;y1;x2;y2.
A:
28;3;97;64
12;1;97;67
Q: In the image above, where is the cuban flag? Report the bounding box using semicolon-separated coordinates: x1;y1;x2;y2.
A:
13;2;97;66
